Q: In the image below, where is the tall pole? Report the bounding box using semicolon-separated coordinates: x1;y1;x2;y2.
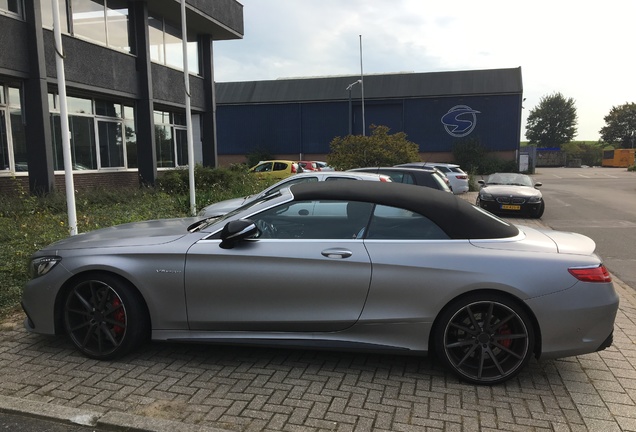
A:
348;87;352;135
359;35;365;136
52;0;78;236
181;0;196;216
346;80;361;135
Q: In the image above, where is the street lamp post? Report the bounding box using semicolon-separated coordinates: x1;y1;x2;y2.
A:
346;80;361;135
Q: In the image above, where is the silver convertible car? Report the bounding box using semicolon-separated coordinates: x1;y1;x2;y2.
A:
22;182;618;385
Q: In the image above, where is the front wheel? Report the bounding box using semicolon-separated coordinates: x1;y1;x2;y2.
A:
533;201;545;218
63;273;149;360
434;293;535;385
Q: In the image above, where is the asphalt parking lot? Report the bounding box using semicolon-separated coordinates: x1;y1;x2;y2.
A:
1;193;635;432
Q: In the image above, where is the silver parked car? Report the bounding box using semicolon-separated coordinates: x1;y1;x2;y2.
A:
22;181;618;385
198;171;391;217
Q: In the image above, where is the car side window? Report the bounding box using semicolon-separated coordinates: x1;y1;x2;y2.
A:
384;172;406;183
273;162;288;171
365;205;449;240
264;177;319;196
254;163;272;172
324;177;356;182
250;200;373;239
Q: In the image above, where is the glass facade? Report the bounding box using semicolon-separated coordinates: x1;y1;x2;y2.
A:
148;13;200;74
2;1;208;179
48;94;136;171
154;110;188;168
41;0;69;32
0;0;22;16
49;0;131;52
0;84;26;172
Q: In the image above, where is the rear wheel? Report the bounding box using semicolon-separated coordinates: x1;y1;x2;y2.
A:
63;273;149;360
434;293;534;385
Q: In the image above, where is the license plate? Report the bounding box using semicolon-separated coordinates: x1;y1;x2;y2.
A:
501;204;521;210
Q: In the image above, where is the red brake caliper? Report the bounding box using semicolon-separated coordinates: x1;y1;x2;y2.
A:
498;324;512;348
112;297;125;335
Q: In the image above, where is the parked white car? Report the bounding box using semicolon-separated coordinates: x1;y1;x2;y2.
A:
198;171;391;217
397;162;469;194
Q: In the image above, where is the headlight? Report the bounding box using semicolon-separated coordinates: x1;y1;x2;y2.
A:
479;193;494;201
527;196;542;203
30;256;62;279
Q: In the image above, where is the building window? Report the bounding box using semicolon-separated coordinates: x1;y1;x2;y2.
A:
0;0;22;17
148;13;199;75
154;110;188;168
41;0;69;32
49;94;136;171
69;0;130;53
0;84;26;173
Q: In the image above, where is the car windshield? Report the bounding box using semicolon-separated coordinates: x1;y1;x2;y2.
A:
191;192;284;232
487;174;533;187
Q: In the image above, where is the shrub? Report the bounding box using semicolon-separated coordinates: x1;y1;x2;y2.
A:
327;125;420;170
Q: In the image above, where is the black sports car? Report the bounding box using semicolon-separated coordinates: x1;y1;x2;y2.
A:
476;173;545;218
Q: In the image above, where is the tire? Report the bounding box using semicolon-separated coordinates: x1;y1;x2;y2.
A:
63;273;149;360
434;293;534;385
533;201;545;218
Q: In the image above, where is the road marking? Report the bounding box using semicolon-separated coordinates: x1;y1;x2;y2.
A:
603;174;618;178
577;174;591;178
547;220;636;228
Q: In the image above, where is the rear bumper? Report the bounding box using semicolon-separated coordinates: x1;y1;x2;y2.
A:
526;280;619;359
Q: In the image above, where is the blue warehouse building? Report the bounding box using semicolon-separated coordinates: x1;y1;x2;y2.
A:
215;67;523;165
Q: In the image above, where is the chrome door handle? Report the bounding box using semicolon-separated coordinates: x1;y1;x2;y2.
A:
321;248;353;259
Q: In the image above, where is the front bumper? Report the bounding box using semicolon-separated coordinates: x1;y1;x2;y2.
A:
478;200;542;216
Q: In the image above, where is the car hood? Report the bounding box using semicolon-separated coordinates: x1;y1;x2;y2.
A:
199;197;249;217
43;217;200;251
470;225;596;255
481;185;540;197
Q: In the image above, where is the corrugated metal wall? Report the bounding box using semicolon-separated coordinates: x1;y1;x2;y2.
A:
217;94;522;156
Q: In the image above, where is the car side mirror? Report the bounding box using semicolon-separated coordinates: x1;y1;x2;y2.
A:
220;219;258;249
534;182;542;188
477;179;485;187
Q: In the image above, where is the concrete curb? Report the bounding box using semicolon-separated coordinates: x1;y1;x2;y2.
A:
0;394;233;432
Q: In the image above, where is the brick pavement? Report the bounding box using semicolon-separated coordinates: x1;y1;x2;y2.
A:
1;193;635;431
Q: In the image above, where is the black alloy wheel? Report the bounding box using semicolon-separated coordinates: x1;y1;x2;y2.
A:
435;293;534;385
533;201;545;218
63;273;148;360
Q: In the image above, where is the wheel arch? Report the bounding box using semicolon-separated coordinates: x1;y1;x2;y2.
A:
429;288;542;358
53;270;151;336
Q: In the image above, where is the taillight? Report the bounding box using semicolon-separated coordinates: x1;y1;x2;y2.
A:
292;164;297;173
568;265;612;283
456;175;468;179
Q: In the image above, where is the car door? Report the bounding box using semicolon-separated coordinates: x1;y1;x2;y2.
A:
184;199;373;332
358;204;467;323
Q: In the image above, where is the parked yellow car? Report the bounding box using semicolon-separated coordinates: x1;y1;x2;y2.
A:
249;160;299;179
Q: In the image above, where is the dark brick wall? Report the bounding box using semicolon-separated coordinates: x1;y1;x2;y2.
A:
0;172;140;196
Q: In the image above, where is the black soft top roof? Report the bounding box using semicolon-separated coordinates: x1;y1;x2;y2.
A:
289;181;519;240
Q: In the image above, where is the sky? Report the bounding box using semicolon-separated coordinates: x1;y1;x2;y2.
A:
213;0;636;141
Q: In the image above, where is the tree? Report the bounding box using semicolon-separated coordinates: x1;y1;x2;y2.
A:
327;125;420;170
525;92;577;147
599;103;636;148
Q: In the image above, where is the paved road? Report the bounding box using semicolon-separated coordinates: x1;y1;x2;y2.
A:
535;166;636;289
